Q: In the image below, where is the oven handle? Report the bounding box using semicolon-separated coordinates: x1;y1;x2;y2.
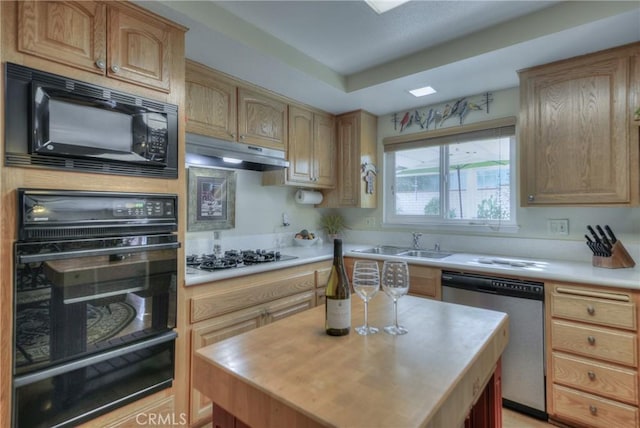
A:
18;241;180;264
13;331;177;388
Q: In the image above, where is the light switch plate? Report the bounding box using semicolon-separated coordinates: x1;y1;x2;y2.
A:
548;219;569;235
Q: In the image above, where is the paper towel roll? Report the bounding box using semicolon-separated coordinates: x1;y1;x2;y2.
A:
295;189;323;204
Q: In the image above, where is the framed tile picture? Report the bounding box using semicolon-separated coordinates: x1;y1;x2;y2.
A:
187;166;236;231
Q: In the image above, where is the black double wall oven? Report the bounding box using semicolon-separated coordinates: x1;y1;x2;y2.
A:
13;189;179;427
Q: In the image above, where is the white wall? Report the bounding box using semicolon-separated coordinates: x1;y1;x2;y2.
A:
185;167;322;254
337;87;640;261
184;88;640;263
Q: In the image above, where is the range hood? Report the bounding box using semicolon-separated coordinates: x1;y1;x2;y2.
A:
185;133;289;171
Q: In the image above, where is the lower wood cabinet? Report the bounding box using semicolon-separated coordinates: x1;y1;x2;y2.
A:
187;261;330;426
547;282;640;427
344;257;441;300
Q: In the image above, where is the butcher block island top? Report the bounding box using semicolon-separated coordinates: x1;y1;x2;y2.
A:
194;295;509;428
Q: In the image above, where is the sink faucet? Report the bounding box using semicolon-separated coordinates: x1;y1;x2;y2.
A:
412;232;423;249
434;242;441;252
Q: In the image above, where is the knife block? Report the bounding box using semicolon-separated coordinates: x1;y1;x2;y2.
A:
592;240;636;269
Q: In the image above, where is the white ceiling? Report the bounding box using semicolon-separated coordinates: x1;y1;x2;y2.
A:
137;1;640;116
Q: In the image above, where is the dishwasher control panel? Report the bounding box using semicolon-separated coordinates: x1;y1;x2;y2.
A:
442;271;544;300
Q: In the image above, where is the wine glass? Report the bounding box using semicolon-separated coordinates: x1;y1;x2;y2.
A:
352;260;380;335
381;261;409;335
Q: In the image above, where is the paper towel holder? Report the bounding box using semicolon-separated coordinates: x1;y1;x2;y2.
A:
295;189;323;204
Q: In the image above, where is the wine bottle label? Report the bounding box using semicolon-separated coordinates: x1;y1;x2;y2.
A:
326;297;351;329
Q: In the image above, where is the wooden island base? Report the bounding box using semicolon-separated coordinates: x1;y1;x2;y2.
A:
194;296;509;428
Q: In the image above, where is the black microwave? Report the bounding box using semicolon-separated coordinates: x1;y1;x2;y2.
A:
5;62;178;178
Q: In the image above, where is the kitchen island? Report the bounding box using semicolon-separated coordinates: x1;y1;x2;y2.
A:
193;295;509;427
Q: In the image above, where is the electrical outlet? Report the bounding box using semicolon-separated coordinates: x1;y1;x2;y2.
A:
364;217;376;227
548;219;569;235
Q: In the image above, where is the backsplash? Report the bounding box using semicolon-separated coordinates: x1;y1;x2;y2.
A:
185;168;322;255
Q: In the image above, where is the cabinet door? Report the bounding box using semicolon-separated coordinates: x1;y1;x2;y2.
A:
238;88;288;151
107;3;172;92
190;308;263;424
18;1;107;74
409;265;441;300
287;106;314;184
313;112;336;188
263;291;315;324
336;113;360;206
315;267;332;306
186;61;238;141
331;111;377;208
520;48;633;205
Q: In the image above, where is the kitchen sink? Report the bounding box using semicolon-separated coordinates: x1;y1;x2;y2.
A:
353;246;408;255
354;246;454;259
397;250;453;259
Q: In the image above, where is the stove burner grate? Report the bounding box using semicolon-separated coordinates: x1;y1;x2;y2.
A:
187;249;291;271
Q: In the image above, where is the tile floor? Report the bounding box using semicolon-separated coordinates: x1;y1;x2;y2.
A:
503;408;555;427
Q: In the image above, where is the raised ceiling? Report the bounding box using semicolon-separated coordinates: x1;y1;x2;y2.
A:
137;1;640;115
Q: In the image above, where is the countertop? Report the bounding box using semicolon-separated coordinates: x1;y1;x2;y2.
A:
185;243;640;289
193;295;509;428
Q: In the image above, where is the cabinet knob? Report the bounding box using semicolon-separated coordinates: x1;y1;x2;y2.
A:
111;64;120;73
587;335;596;345
230;133;236;139
587;370;596;380
527;195;535;202
240;135;245;140
95;59;106;70
587;305;595;315
589;405;598;415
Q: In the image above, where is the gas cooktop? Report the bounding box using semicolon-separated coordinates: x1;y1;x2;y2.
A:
186;250;297;273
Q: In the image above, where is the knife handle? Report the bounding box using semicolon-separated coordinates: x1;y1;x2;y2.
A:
604;225;617;244
596;225;612;248
587;225;601;243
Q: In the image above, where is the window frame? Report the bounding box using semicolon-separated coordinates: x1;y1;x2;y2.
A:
382;117;518;232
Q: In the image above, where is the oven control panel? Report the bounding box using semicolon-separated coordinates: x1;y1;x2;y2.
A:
18;189;177;240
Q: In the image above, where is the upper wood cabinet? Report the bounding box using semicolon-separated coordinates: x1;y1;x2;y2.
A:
185;61;288;152
319;110;378;208
238;87;288;151
185;60;238;141
263;104;335;189
17;0;181;92
519;42;640;206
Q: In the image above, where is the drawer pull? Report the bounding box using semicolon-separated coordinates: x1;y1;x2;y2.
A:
589;405;598;415
586;305;595;315
587;335;596;345
587;371;596;381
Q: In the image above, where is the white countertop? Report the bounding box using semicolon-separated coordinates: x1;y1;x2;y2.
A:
185;243;640;289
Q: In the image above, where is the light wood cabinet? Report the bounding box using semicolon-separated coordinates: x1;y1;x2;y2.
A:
238;87;288;151
519;42;640;206
17;0;180;92
263;105;335;189
315;266;332;305
185;60;238;141
344;257;440;301
319;110;377;208
187;261;330;426
185;61;289;152
547;282;640;427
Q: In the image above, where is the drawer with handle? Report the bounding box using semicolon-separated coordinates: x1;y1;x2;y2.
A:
550;285;636;330
552;384;639;428
552;352;638;404
551;320;637;367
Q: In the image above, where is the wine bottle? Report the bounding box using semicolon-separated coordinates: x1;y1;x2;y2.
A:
325;238;351;336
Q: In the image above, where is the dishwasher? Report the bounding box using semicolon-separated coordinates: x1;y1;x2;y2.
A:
441;270;547;420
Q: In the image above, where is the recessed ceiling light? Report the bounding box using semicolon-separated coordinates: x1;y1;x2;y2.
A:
409;86;437;97
365;0;410;14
